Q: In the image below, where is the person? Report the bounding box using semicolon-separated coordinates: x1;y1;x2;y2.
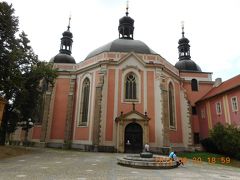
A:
169;151;184;166
169;151;175;160
144;143;150;152
126;140;131;145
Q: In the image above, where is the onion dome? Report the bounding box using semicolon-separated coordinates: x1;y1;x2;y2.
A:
178;36;189;44
62;29;73;39
51;17;76;64
175;22;201;72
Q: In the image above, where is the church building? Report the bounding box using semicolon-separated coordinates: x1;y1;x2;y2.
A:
11;7;239;153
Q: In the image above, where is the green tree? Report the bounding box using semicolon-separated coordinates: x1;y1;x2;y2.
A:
14;62;57;125
0;2;57;145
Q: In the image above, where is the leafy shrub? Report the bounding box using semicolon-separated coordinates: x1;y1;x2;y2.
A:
209;123;227;154
235;152;240;161
205;122;240;159
211;123;240;156
200;138;218;153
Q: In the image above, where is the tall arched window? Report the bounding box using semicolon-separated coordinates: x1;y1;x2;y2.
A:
168;82;176;129
191;79;198;91
125;72;137;100
79;78;90;126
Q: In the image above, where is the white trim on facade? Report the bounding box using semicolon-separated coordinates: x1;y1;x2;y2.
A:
180;89;190;148
167;79;177;130
144;70;147;112
182;76;212;82
231;96;238;112
76;73;92;128
154;69;163;147
72;140;93;145
102;69;109;144
216;102;222;115
88;71;96;143
72;75;81;141
48;139;64;143
113;68;119;147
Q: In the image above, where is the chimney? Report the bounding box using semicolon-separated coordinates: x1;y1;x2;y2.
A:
214;78;222;87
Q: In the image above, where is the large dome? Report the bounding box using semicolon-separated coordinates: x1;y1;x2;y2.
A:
175;59;202;72
85;38;157;59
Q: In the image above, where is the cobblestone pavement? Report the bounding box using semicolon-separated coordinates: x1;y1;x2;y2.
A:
0;148;239;180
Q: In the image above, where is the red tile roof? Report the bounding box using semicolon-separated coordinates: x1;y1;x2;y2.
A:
198;74;240;101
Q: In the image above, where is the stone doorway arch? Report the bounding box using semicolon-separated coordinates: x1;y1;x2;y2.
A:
115;107;150;153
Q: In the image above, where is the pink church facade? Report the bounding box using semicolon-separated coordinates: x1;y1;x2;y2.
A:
10;10;240;153
32;52;198;153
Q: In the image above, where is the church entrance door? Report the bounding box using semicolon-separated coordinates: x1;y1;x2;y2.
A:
124;123;143;153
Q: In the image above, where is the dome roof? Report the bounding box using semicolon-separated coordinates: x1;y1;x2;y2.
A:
178;37;189;44
175;59;202;72
51;53;76;64
85;38;157;59
119;16;134;24
62;30;73;38
51;19;75;64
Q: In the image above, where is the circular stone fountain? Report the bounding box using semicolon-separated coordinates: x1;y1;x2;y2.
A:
117;154;179;169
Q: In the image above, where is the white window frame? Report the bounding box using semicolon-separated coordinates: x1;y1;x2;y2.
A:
124;72;138;101
231;96;238;112
121;68;141;103
201;109;205;119
168;81;176;130
77;75;92;127
216;102;222;115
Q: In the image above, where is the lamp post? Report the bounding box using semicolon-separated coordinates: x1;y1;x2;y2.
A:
19;118;33;146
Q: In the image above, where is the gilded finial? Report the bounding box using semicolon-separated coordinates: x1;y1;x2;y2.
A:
181;21;185;38
67;15;71;31
126;0;129;16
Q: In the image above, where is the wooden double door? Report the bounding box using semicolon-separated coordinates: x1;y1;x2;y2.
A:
124;123;143;153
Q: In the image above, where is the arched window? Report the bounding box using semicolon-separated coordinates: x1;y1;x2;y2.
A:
79;78;90;126
191;79;198;91
168;82;176;129
125;72;137;100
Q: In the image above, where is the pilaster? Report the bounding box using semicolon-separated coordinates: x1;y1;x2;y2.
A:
160;76;170;146
40;85;53;143
63;75;76;148
92;73;104;150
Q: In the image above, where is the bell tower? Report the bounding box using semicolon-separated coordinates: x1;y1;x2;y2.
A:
59;17;73;55
178;22;191;60
118;2;135;39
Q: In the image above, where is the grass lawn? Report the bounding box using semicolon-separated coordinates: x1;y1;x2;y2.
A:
0;145;32;159
178;151;240;168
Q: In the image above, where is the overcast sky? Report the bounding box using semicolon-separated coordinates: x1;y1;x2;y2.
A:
4;0;240;81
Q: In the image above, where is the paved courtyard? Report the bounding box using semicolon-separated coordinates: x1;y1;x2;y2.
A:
0;148;239;180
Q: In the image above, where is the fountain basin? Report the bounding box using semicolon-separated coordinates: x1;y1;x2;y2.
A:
117;154;179;169
140;152;153;158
